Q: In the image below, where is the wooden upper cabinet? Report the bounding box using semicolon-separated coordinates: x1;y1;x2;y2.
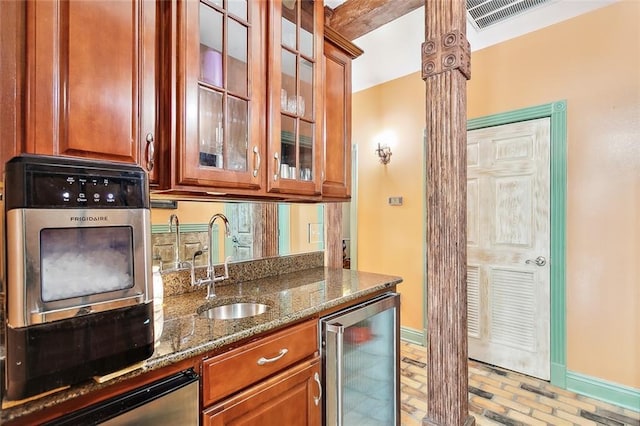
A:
24;0;158;181
267;0;324;197
0;0;24;176
172;0;266;193
322;27;362;200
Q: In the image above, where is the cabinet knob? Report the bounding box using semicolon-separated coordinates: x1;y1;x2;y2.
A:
145;133;155;172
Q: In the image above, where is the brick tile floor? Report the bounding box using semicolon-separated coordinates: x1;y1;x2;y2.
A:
400;341;640;426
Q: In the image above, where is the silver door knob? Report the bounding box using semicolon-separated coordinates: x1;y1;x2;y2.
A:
525;256;547;266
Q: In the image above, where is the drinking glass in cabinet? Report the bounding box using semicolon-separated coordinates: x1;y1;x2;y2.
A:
280;164;290;179
301;168;312;181
287;97;298;115
281;49;297;112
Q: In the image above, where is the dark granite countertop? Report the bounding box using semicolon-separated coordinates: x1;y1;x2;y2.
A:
1;267;402;423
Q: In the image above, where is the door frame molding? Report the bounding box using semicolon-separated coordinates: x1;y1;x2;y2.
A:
467;100;567;387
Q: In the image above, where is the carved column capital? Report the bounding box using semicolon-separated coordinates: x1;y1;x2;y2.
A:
421;31;471;80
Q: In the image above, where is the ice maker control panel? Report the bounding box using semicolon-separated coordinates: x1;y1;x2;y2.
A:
4;154;149;210
30;172;144;208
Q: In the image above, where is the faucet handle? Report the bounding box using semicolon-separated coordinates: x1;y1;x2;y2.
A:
212;256;232;283
152;254;164;271
192;250;204;264
189;251;205;287
222;256;232;278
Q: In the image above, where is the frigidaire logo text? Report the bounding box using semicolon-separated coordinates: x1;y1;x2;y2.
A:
70;216;108;222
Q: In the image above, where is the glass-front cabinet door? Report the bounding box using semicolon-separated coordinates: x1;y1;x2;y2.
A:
176;0;265;191
268;0;323;196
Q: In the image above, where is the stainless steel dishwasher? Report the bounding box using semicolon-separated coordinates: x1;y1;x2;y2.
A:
45;369;199;425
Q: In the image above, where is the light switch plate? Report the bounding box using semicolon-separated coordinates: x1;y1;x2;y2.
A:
388;196;403;206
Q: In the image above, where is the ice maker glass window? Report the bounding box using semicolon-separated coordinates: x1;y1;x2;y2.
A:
40;226;134;302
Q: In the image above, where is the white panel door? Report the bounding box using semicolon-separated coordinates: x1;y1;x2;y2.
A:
467;117;551;380
224;203;254;261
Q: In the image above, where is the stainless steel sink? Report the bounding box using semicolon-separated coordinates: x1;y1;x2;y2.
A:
199;302;269;320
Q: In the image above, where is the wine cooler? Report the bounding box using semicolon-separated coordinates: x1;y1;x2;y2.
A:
320;292;400;426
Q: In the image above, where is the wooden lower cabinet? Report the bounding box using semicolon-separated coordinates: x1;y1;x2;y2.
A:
200;319;321;425
202;358;321;426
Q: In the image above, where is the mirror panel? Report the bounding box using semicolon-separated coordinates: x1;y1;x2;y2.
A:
150;200;325;269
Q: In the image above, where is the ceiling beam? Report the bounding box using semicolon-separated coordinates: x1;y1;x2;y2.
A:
325;0;424;40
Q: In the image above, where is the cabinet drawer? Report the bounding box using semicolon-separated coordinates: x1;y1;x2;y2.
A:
202;358;321;426
202;320;318;406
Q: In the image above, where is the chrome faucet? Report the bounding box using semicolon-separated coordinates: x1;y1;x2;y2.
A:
190;213;232;300
168;214;181;270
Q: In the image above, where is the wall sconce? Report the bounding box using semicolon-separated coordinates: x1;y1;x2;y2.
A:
375;143;392;165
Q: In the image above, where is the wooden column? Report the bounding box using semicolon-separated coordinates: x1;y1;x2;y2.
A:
325;202;343;268
253;203;278;258
422;1;473;425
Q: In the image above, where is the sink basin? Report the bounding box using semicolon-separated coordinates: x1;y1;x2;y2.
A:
199;302;269;320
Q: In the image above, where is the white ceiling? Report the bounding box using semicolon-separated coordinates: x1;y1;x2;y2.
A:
325;0;619;92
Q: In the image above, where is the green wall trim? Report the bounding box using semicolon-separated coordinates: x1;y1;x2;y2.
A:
278;204;291;255
551;362;567;389
566;370;640;412
401;326;426;347
467;100;568;388
151;223;209;234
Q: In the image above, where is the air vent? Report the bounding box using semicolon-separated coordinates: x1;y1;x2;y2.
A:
466;0;555;30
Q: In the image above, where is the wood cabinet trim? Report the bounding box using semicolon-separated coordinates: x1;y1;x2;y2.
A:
324;25;363;59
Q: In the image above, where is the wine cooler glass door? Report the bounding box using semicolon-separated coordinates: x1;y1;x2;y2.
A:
321;293;400;426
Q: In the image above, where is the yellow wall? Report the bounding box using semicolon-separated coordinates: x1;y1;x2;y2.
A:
353;1;639;388
150;201;225;225
289;205;324;254
352;74;426;332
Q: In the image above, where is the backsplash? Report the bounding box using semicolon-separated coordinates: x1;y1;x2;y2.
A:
152;225;223;267
161;251;325;297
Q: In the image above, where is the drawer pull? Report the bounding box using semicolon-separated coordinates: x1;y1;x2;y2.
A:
257;348;288;366
273;152;280;181
313;372;322;406
253;146;261;177
145;132;155;172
